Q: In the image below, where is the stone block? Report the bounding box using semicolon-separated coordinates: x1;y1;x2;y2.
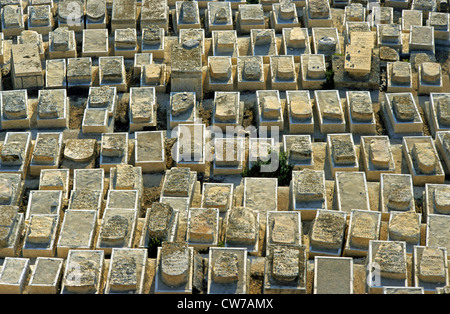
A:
56;210;98;258
140;202;178;246
201;183;234;212
419;63;443;95
85;0;108;29
140;63;167;92
174;1;200;34
380;174;415;220
243;177;278;213
360;136;396;181
237;56;265;91
22;214;59;257
207;56;234;91
68;189;103;213
27;4;53;35
99;132;129;172
141;26;165;59
303;0;332;28
129;87;157;131
212;30;239;62
39;169;69;199
436;131;450;174
207;247;248;294
73;168;105;193
271;1;300;32
45;59;67;89
114;28;138;58
383;92;423;137
413;246;448;293
67;57;93;88
388;211;421;254
1;5;24;37
286;91;314;134
266;211;302;248
49;27;77;59
402;10;423;33
213;137;245;175
27;257;64;294
427;214;450;258
282;28;311;62
0;205;24;257
300;54;326;90
211;91;243;131
344;209;381;257
36;89;69;129
98;56;127;92
346;91;376;134
270;55;297;90
237;4;265;34
175;123;207;173
0;131;31;178
1;89;30;129
206;2;233;34
327;134;359;177
315;90;345;134
256;90;284;131
0;257;29;294
57;0;85;32
134;131;166;173
309;209;347;257
141;0;169;34
170;42;203;98
335;171;370;214
225;206;260;255
283;135;314;169
312;27;341;56
61;250;104;294
313;257;353;293
29;133;63;175
187;208;220;250
290;169;326;220
25;190;63;221
110;0;136;32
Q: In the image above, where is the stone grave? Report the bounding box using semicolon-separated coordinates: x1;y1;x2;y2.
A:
426;214;450;256
99;132;129;172
207;56;234;91
377;24;402;52
114;28;138;58
0;205;24;257
436;131;450;173
155;241;193;294
36;89;68;128
129;87;157;131
0;173;23;206
271;0;300;32
401;10;423;33
327;134;359;176
286;91;314;134
387;62;412;92
175;123;206;173
67;57;93;88
411;0;438;14
141;26;165;60
383;287;424;294
22;214;59;257
413;246;448;292
201;183;234;213
160;167;196;207
25;190;63;221
367;240;408;293
0;257;29;293
98;56;127;92
27;4;53;35
109;164;143;199
243;177;278;213
96;208;137;254
140;63;167;92
105;248;147;294
402;136;445;185
170;42;203;99
85;0;108;29
388;211;421;254
1;5;24;37
313;257;354;294
57;0;84;31
27;257;64;294
211;91;243;131
110;0;136;32
61;250;104;294
45;59;67;89
73;168;105;193
269;55;297;90
17;30;45;61
256;90;284;131
371;6;394;29
207;247;248;294
48;27;77;59
344;21;371;46
223;0;246;10
335;171;371;213
360;136;396;181
251;29;278;63
315;90;345;134
134;131;166;173
224;206;260;255
140;0;169;34
68;189;103;213
290;169;326;220
312;27;341;56
213;137;245;175
409;25;435;54
424;183;450;220
427;12;450;46
133;53;153;77
61;139;97;172
186;208;220;250
344;3;366;23
56;210;98;258
427;94;450;135
383;92;424;137
211;30;239;62
174;1;200;34
346;91;376;134
168;91;198;129
344;209;382;257
82;108;110;134
283;135;314;169
418;63;443;95
309;209;347;257
380;174;415;220
105;189;140;211
237;56;265;90
237;4;265;34
0;131;32;178
206;2;233;34
1;90;30;129
39;169;70;200
303;0;333;28
264;244;307;294
282;28;311;62
139;202;178;247
266;211;302;248
300;54;326;90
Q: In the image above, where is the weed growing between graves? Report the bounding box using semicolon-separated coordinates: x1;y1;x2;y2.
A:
243;150;293;186
148;237;162;258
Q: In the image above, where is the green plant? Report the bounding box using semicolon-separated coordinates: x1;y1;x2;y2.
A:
242;150;293;186
147;237;162;258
